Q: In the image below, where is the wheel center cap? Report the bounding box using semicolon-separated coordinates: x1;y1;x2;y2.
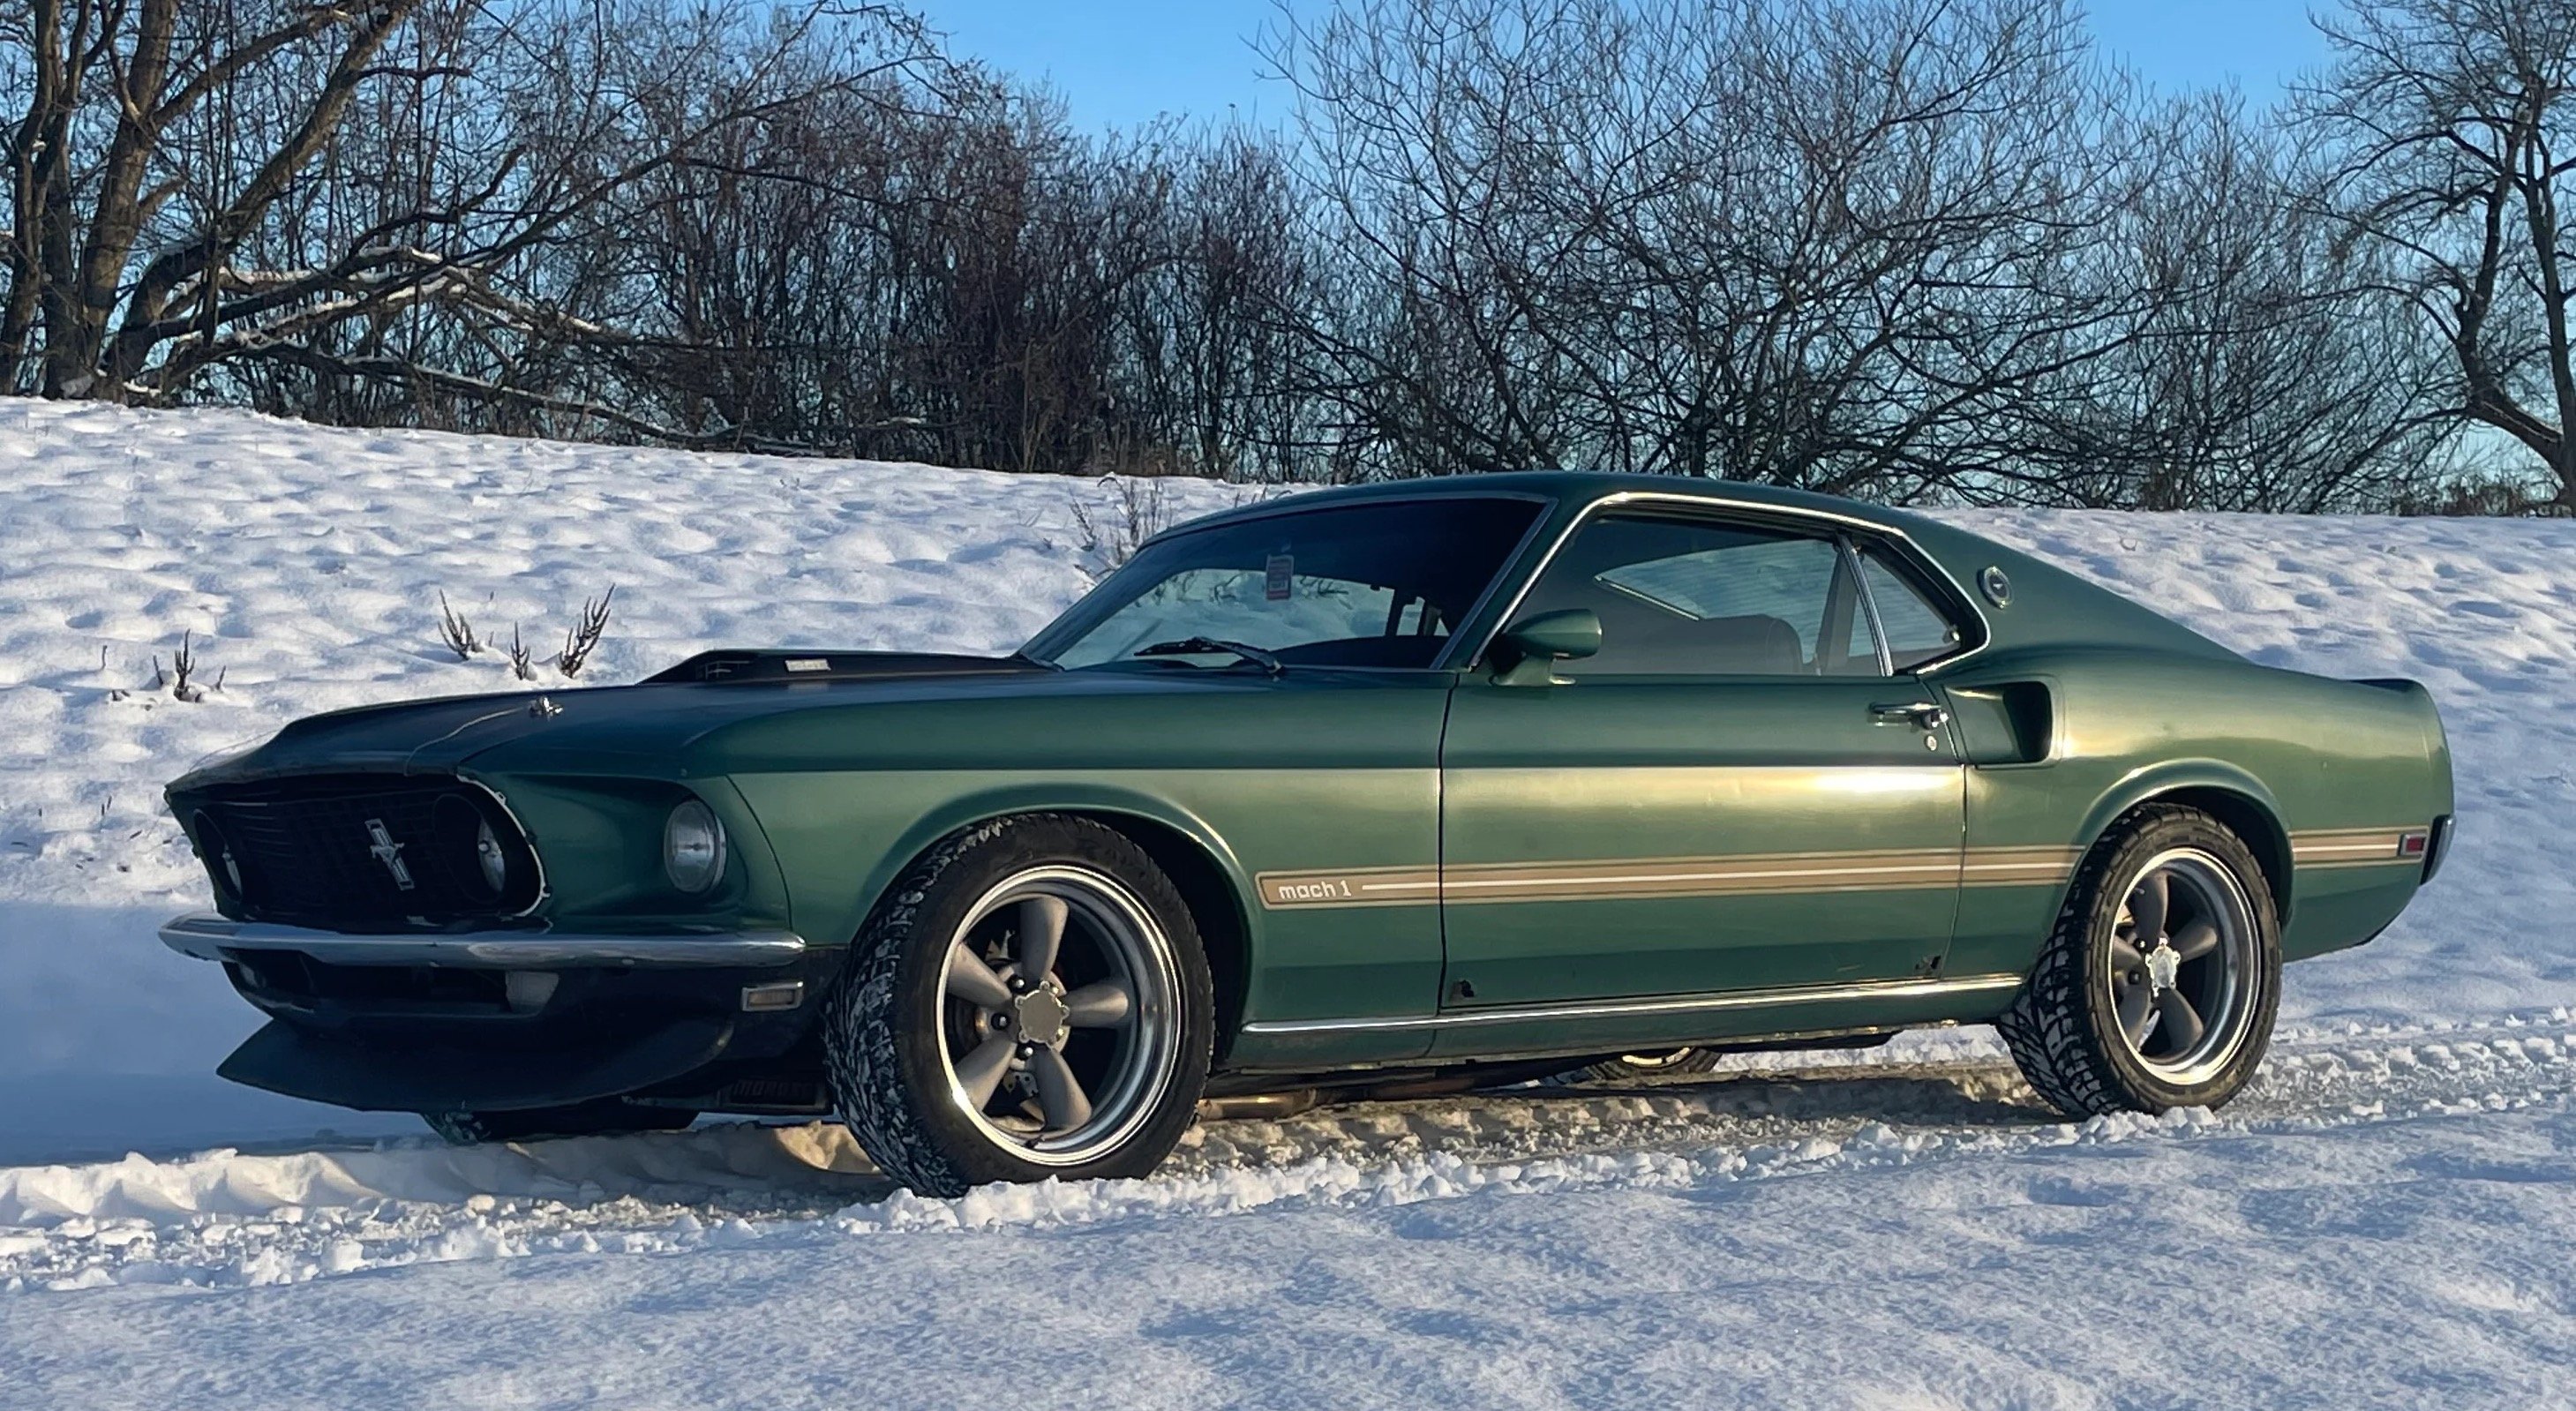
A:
1013;987;1071;1048
2145;945;2181;993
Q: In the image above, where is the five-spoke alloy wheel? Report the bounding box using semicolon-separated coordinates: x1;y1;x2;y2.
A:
935;867;1187;1167
827;814;1213;1196
2102;848;2258;1086
1999;804;2280;1117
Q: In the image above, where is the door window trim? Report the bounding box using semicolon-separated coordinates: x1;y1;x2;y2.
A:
1848;537;1979;673
1462;492;1991;677
1836;534;1896;677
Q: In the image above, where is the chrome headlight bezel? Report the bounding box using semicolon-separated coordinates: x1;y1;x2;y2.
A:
664;799;727;894
474;816;509;895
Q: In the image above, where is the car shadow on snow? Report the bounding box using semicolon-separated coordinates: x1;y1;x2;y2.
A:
0;900;426;1167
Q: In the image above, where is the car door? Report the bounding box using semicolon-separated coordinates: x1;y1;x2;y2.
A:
1436;509;1968;1017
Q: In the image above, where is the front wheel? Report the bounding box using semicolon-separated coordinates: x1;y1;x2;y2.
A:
826;814;1214;1196
1998;805;2280;1117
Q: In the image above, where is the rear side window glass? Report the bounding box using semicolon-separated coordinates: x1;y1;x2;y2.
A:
1860;552;1965;671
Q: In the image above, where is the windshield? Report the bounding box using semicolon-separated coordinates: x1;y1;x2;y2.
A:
1028;497;1546;671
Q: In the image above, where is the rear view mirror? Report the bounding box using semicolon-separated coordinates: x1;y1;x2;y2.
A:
1492;608;1602;687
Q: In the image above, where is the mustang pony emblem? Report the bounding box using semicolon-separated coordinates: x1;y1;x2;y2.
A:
364;818;417;891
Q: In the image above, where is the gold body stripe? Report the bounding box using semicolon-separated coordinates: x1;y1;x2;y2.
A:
2288;827;2429;872
1257;823;2431;912
1258;844;2084;910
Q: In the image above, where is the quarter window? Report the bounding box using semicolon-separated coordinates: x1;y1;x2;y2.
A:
1859;551;1965;671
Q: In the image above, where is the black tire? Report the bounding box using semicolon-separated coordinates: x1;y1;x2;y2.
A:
825;814;1215;1197
1575;1048;1723;1083
424;1101;698;1145
1997;804;2281;1117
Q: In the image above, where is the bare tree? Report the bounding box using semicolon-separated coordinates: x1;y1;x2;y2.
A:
0;0;2511;511
2302;0;2576;511
1;0;435;395
0;0;936;432
2004;94;2457;511
1263;0;2200;499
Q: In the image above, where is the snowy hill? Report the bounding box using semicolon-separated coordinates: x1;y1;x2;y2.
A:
3;403;2572;1407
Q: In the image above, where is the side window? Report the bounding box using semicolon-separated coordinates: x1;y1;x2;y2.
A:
1859;551;1965;671
1514;514;1878;677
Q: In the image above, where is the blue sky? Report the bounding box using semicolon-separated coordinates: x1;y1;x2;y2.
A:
915;1;2336;131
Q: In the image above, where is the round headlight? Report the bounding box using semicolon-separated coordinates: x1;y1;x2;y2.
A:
665;799;726;893
475;817;509;894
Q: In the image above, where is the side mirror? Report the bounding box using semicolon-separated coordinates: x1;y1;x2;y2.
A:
1491;608;1601;687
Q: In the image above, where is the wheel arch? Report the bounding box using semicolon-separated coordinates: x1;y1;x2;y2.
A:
2069;762;2293;924
845;785;1261;1064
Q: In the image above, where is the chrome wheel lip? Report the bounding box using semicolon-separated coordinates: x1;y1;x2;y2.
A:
2103;847;2258;1087
935;865;1183;1168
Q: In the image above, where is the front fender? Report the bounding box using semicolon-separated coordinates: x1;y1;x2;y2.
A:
731;771;1264;960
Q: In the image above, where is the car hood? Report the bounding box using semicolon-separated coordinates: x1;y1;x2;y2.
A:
168;649;1305;791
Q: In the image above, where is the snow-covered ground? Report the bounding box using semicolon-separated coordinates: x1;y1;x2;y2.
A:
1;402;2570;1407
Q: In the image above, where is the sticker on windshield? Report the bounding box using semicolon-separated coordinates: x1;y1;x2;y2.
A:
1265;554;1294;601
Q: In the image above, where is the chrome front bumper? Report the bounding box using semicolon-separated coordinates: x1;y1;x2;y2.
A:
158;912;810;970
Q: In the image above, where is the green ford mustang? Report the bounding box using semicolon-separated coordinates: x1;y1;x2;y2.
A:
161;473;2453;1194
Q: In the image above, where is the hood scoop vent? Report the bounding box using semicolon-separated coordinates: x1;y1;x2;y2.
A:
644;649;1049;687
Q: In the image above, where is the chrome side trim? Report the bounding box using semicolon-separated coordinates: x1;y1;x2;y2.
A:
1238;971;2026;1036
158;912;808;969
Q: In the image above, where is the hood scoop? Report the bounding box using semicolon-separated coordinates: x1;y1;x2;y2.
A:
644;649;1050;687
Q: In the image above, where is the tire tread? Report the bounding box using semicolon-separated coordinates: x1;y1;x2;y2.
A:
1996;803;2278;1118
825;814;1213;1196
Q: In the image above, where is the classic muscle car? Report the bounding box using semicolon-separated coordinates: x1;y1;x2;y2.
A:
161;474;2454;1195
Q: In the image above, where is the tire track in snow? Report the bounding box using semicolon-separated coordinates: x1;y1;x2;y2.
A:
4;1013;2571;1293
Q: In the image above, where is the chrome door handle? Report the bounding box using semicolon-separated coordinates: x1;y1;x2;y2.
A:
1871;702;1949;730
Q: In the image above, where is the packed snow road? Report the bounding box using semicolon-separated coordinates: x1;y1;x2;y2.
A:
4;1011;2568;1295
4;1020;2573;1411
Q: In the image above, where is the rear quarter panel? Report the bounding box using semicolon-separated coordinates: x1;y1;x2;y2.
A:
1936;646;2451;983
1893;514;2451;985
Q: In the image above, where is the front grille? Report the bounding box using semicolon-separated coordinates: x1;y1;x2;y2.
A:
179;775;540;930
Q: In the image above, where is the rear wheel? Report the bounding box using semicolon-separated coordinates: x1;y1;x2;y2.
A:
424;1101;697;1145
1998;805;2279;1117
825;814;1214;1197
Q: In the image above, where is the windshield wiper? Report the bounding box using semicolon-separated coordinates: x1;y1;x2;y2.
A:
1134;637;1285;677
